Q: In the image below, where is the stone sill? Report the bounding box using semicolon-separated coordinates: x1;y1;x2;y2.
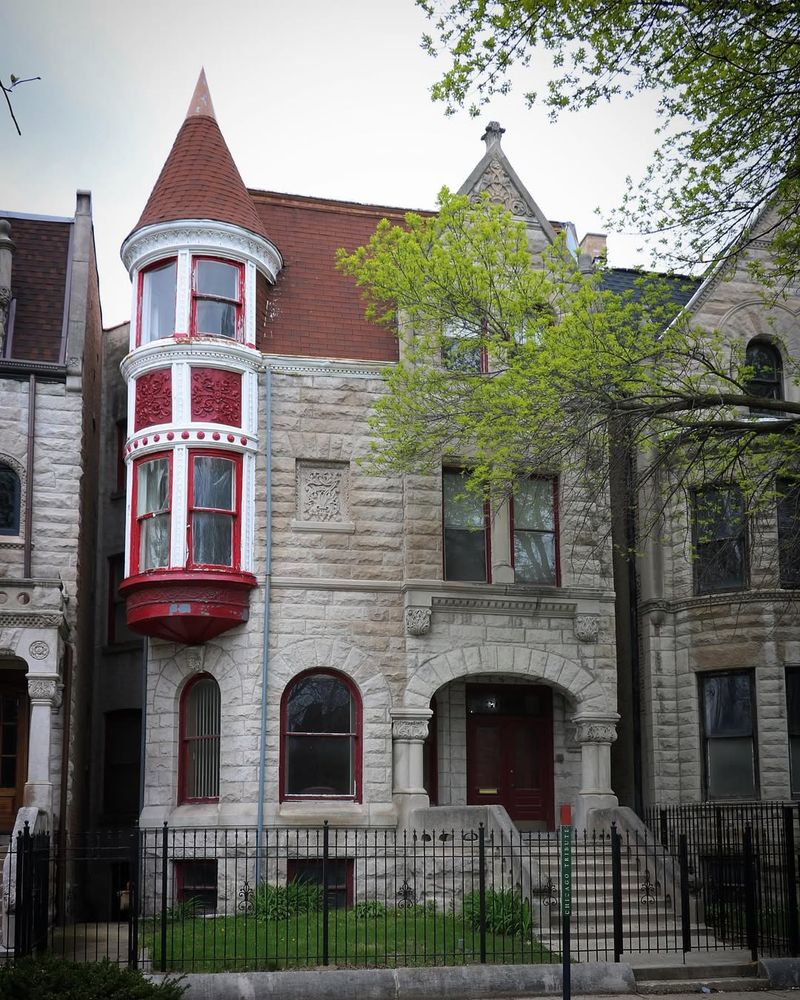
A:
291;520;355;534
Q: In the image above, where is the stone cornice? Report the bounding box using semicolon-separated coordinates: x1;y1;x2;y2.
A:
0;611;64;629
265;356;394;379
121;219;282;282
642;589;800;616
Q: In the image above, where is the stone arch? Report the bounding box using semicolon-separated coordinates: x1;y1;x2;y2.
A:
403;644;612;716
719;300;799;359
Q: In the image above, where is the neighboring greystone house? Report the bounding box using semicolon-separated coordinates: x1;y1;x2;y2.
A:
112;72;800;909
0;196;103;943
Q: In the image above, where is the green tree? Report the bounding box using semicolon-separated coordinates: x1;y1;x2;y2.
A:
337;189;800;536
416;1;800;289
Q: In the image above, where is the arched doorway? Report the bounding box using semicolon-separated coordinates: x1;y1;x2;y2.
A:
0;660;29;834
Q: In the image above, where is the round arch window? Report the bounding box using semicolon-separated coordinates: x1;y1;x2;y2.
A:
282;671;360;799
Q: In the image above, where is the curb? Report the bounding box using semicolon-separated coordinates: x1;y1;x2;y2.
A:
758;958;800;988
162;961;636;999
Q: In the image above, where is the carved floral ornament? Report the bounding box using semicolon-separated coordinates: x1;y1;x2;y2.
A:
134;368;172;430
297;461;349;523
191;368;242;425
574;615;600;643
27;676;62;708
28;640;49;660
574;719;618;745
473;159;533;220
405;607;431;636
392;718;430;742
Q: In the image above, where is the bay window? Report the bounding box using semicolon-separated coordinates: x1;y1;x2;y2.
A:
188;453;238;568
282;670;360;799
139;259;176;345
443;469;489;582
192;259;242;339
513;477;558;584
135;455;170;572
700;670;757;800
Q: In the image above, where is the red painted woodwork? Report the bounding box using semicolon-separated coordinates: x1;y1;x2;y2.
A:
191;368;242;425
466;685;554;828
134;369;173;430
187;450;242;570
120;570;257;644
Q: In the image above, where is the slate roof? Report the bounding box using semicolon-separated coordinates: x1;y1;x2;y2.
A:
599;267;701;311
132;75;270;243
1;214;72;363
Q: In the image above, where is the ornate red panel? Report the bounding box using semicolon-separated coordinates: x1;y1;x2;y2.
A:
191;368;242;426
135;369;173;430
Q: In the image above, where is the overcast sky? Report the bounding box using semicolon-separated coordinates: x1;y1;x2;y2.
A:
2;0;663;329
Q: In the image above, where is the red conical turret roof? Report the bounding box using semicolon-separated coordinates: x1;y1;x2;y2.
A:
132;70;270;241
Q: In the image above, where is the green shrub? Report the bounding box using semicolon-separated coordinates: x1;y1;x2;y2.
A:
252;879;322;921
352;899;386;919
0;956;185;1000
462;888;531;937
165;896;203;922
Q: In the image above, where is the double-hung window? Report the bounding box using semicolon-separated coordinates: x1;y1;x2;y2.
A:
700;670;758;799
179;674;221;803
192;259;242;339
188;454;238;568
786;668;800;797
745;339;782;414
139;260;177;345
442;319;486;374
777;478;800;589
693;485;747;594
135;456;170;572
443;469;489;582
513;477;558;584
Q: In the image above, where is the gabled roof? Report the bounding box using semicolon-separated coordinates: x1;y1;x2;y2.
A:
131;70;270;242
458;122;559;242
599;268;701;310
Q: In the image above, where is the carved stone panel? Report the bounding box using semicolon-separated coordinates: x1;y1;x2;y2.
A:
191;368;242;426
134;368;172;430
405;607;431;636
472;158;535;221
574;615;600;643
296;461;350;523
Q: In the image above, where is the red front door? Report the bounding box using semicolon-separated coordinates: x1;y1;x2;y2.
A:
466;685;554;828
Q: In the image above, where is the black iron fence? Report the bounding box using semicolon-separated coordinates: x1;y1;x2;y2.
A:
7;806;800;972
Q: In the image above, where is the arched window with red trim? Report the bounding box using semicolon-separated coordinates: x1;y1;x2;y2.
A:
280;670;361;801
179;673;221;803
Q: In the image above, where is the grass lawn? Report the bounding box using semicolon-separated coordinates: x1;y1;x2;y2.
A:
143;908;559;972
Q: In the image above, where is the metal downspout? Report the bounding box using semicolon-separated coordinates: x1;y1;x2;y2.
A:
255;367;272;885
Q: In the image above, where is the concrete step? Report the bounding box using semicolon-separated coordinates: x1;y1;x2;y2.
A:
635;977;766;994
631;962;756;981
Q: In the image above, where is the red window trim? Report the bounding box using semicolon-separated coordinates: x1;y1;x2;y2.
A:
136;258;177;348
442;467;491;583
130;451;172;576
509;475;561;586
178;672;221;805
175;859;218;913
186;450;242;571
279;668;362;803
190;256;244;341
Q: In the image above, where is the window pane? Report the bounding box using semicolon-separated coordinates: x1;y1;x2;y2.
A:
443;473;485;529
0;465;20;534
695;487;746;593
778;480;800;588
140;513;169;570
184;679;220;800
141;261;176;344
286;675;354;734
137;459;169;515
196;299;236;338
514;531;556;583
703;673;753;737
193;457;233;510
791;736;800;797
695;487;744;542
444;528;487;581
515;479;554;530
746;342;782;401
707;738;756;798
787;669;800;737
286;735;354;795
192;512;232;566
196;260;238;299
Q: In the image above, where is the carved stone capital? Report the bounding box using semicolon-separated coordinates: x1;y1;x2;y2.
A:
391;709;432;743
574;614;600;643
27;676;62;708
573;715;618;745
0;287;11;308
405;607;431;637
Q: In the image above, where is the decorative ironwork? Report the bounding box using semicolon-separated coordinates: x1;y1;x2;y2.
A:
640;869;657;904
238;879;254;913
396;881;416;908
540;876;559;907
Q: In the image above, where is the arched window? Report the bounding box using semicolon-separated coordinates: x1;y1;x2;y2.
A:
0;462;21;535
281;670;361;800
746;339;782;412
179;674;220;803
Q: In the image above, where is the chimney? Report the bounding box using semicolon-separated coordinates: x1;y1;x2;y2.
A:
0;219;15;356
578;232;607;264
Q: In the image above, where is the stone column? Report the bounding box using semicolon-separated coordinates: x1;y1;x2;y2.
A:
572;713;619;830
390;707;432;828
24;674;62;820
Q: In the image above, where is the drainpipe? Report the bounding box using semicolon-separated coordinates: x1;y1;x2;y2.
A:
24;375;36;577
255;367;272;885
